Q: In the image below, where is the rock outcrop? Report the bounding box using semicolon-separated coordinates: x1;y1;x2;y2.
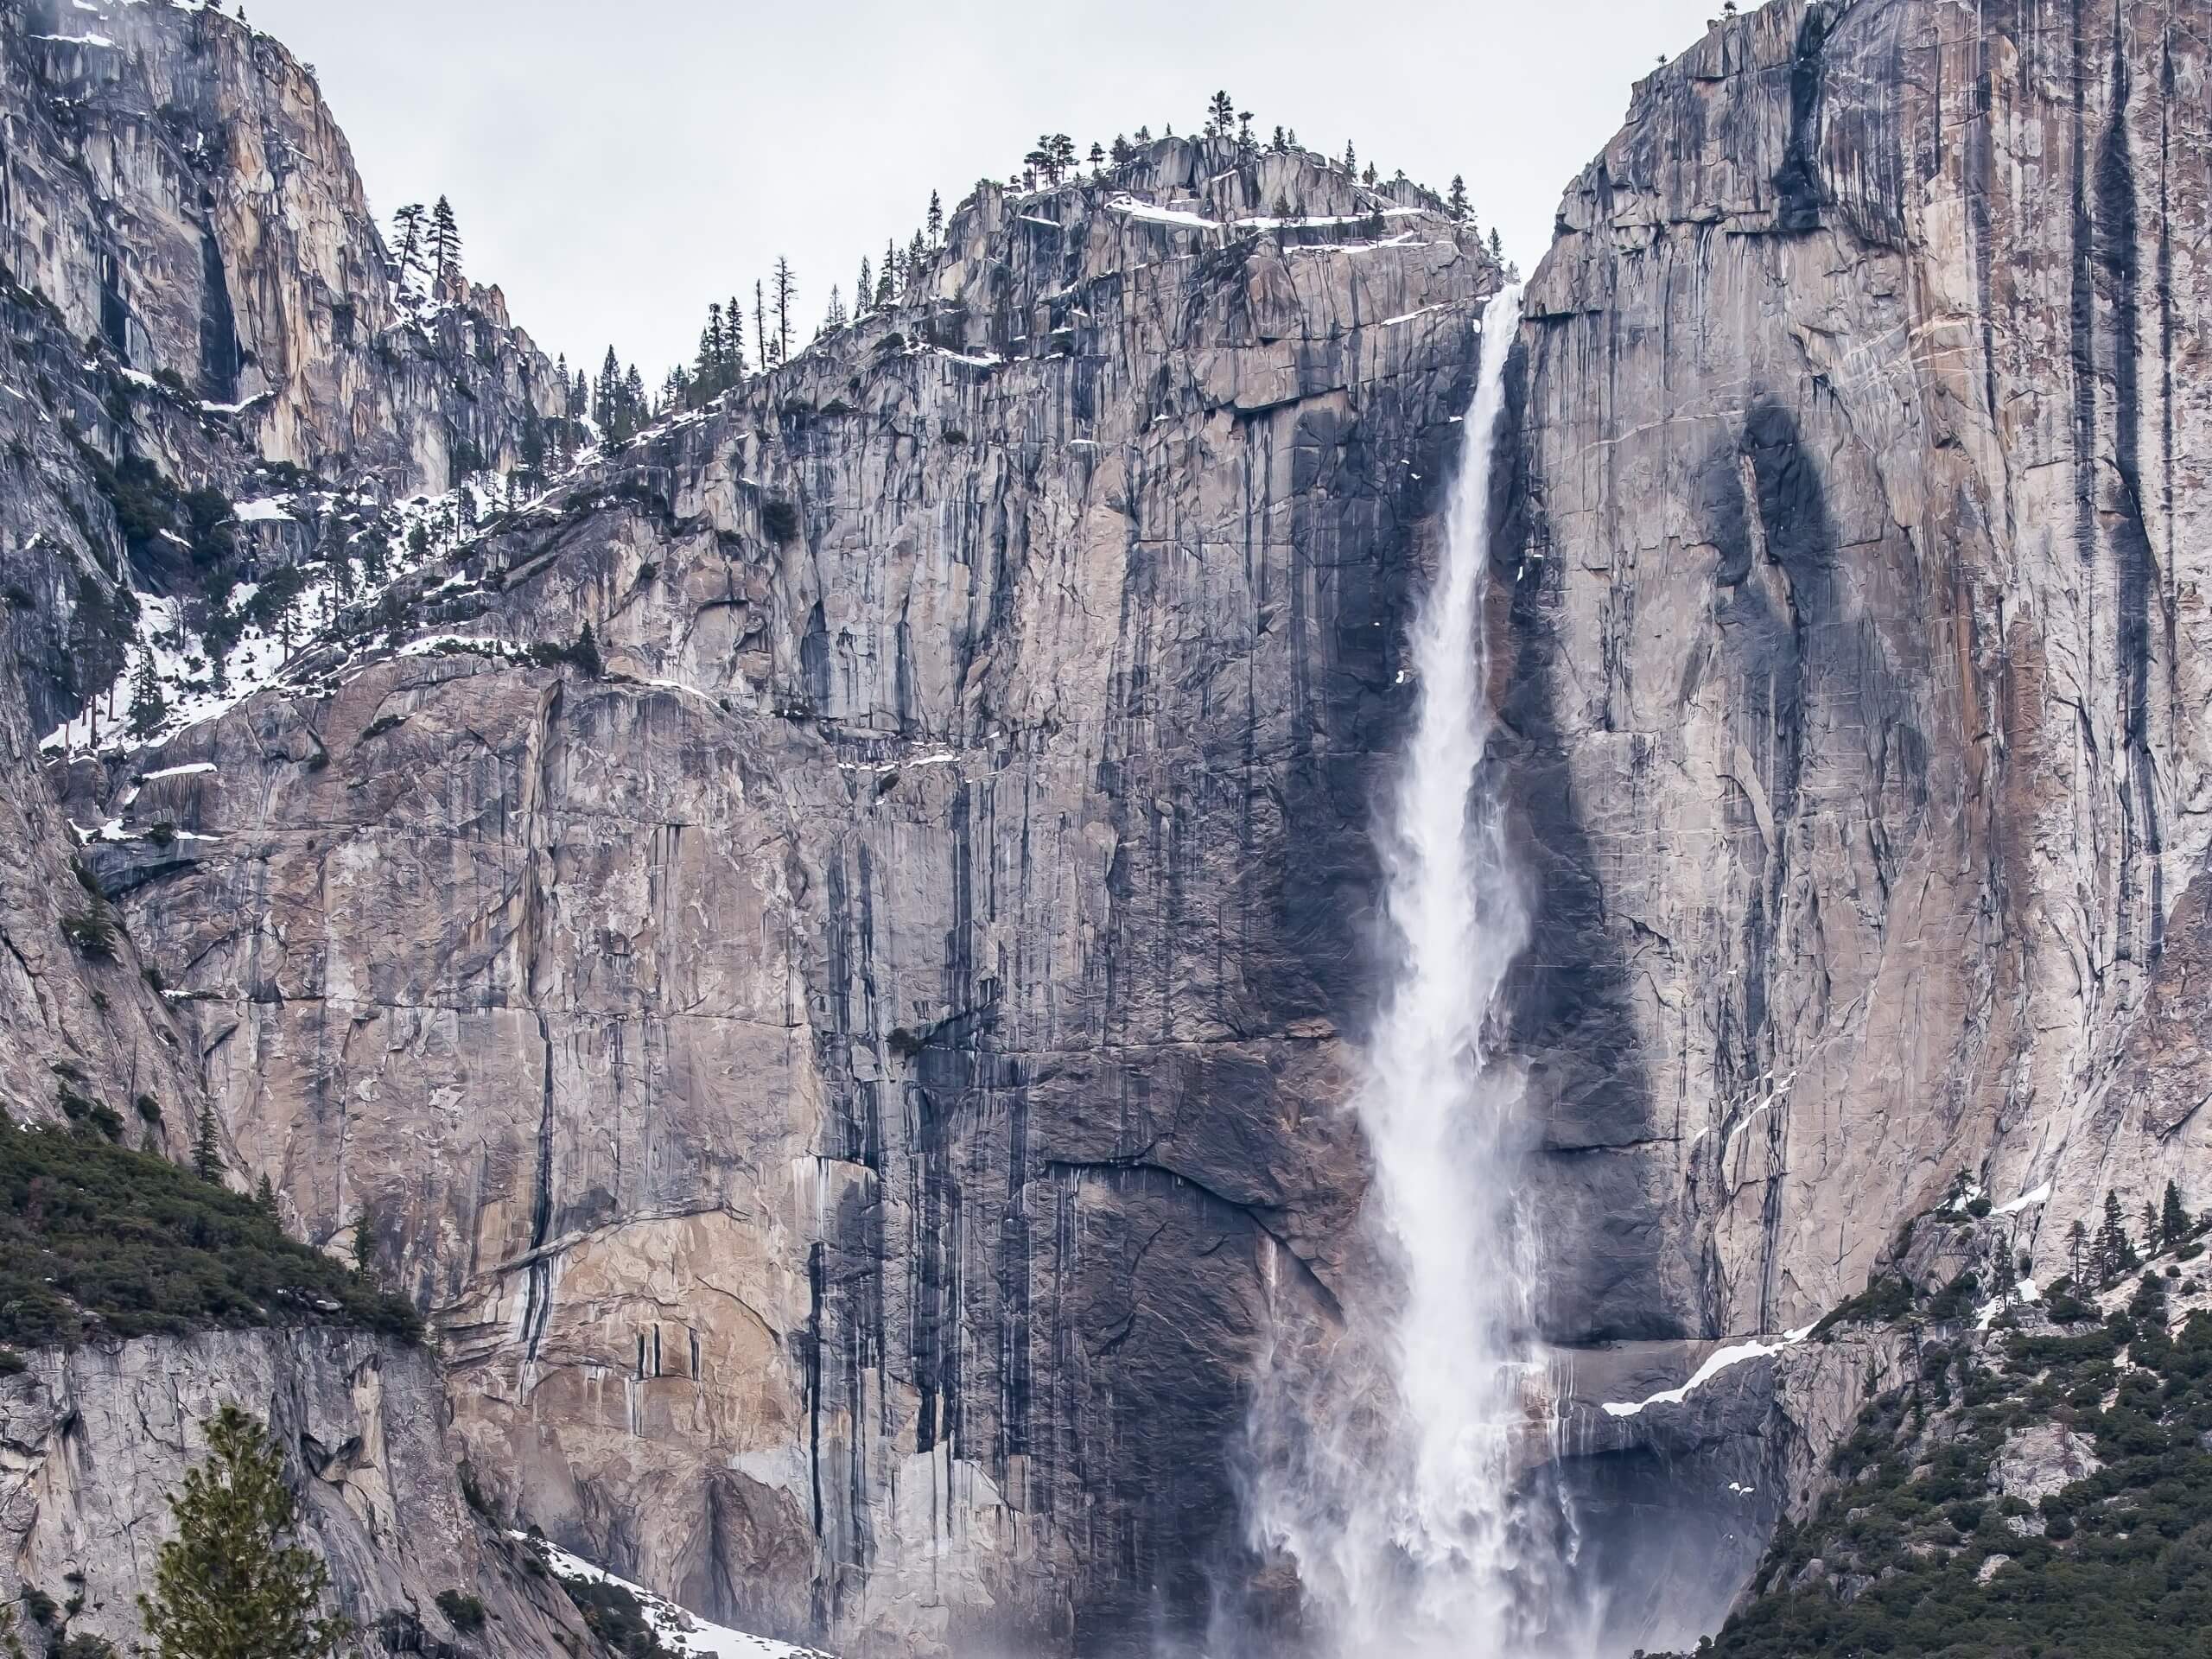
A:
1;0;560;493
0;0;558;1149
0;1328;591;1659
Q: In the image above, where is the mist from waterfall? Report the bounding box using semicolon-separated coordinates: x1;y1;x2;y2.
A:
1245;283;1585;1658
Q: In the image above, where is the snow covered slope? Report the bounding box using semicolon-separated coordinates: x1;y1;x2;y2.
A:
524;1536;836;1659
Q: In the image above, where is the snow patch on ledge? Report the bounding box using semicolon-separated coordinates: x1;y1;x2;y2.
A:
519;1535;834;1659
1601;1325;1816;1419
1977;1278;2042;1331
1993;1182;2051;1217
1106;194;1220;231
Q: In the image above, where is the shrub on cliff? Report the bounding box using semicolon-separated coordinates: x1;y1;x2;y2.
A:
0;1118;420;1346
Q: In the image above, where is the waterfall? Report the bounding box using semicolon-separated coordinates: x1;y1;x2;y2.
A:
1249;283;1582;1658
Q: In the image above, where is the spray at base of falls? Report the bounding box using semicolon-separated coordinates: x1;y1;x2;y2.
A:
1245;283;1586;1658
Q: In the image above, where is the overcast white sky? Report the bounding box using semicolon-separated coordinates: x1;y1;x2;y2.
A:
251;0;1720;380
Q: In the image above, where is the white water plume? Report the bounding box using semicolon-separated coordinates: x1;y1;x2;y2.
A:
1248;283;1584;1658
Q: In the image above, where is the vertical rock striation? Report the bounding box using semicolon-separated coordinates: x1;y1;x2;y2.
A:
1512;0;2212;1348
1511;0;2212;1635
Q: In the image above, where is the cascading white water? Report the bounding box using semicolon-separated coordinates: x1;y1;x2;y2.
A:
1249;283;1581;1658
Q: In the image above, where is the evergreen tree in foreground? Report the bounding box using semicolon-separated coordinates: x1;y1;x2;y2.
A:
141;1406;353;1659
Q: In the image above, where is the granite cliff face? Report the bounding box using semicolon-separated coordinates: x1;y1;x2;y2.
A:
62;156;1500;1653
0;0;558;1147
1515;0;2212;1636
7;0;2212;1654
1514;0;2212;1348
14;5;1503;1643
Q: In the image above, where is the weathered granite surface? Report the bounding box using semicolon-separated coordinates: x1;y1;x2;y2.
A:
0;1328;592;1659
1510;0;2212;1351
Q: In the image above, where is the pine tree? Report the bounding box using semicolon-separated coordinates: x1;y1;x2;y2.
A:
1488;227;1504;262
2068;1217;2088;1283
1236;111;1256;160
622;364;645;429
2163;1179;2190;1246
2096;1189;2138;1285
1343;140;1357;174
1992;1240;2018;1304
254;1173;278;1218
389;203;428;292
772;257;795;364
726;294;747;375
1447;175;1470;220
140;1407;351;1659
926;190;944;245
1205;90;1236;138
1270;125;1287;154
1089;141;1105;173
1134;125;1152;144
753;282;769;371
1111;134;1133;165
695;306;721;389
193;1106;222;1183
350;1205;375;1281
906;231;927;296
428;195;461;285
856;258;871;315
1363;162;1378;187
128;651;167;738
593;346;622;435
874;244;895;309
